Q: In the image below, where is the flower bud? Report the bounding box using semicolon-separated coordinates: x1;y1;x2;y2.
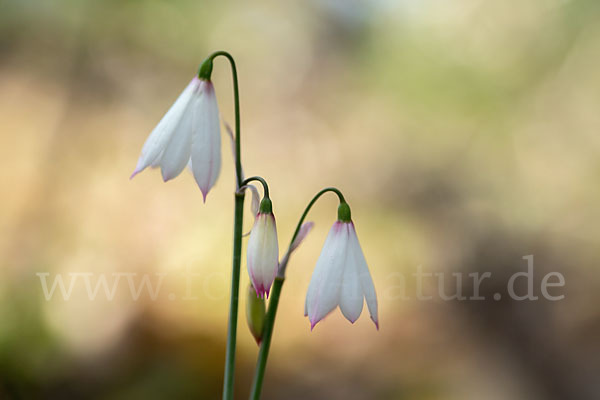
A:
246;284;266;344
247;198;279;298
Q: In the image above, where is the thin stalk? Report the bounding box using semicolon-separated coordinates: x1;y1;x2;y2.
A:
241;176;270;198
209;51;243;400
249;277;283;400
288;187;345;249
249;187;346;399
208;51;243;188
223;192;245;400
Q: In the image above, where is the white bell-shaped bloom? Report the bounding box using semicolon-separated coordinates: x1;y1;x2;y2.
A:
305;221;378;330
131;77;221;201
247;211;279;298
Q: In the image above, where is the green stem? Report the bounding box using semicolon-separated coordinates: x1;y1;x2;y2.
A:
223;192;245;400
249;277;283;400
208;51;243;400
209;51;243;188
249;187;346;399
288;187;345;250
241;176;270;199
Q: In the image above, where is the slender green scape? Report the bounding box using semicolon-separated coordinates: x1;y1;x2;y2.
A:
204;51;350;400
200;51;244;400
241;176;270;200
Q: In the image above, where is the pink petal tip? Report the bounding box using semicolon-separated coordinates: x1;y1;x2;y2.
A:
200;188;209;203
371;316;379;330
130;169;141;180
161;172;174;183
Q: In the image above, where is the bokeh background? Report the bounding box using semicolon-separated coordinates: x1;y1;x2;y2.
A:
2;0;600;398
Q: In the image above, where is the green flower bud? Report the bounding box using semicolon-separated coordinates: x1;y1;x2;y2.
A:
246;284;266;344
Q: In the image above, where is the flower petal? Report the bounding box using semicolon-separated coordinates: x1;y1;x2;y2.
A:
247;213;279;298
248;185;260;217
131;78;197;178
191;81;221;201
350;222;379;329
339;233;364;323
239;184;260;237
290;222;315;253
159;93;198;181
305;222;348;329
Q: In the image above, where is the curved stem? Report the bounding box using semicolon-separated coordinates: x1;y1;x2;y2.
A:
249;187;346;399
289;187;345;248
208;51;243;188
241;176;270;199
208;50;243;400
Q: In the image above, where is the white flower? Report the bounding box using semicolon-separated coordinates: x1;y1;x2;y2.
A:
247;211;279;298
131;77;221;201
305;221;378;330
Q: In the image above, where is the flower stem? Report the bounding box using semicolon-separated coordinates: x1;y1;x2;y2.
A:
249;187;346;399
288;187;345;249
208;50;244;400
249;276;283;400
205;50;243;188
241;176;270;199
223;192;245;400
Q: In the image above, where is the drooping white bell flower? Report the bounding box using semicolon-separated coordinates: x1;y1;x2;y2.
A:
305;209;378;330
130;77;221;201
247;198;279;298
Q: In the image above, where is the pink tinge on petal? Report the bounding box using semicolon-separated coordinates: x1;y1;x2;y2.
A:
309;313;329;330
197;162;215;201
310;319;319;331
249;271;262;298
198;78;212;92
254;281;269;299
129;168;142;180
130;158;147;180
253;283;263;298
371;316;379;330
333;220;345;232
290;221;315;252
260;285;266;299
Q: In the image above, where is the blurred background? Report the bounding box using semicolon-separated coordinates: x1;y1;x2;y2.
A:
1;0;600;398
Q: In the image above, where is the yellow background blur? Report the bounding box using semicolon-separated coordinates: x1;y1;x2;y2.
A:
1;0;600;399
